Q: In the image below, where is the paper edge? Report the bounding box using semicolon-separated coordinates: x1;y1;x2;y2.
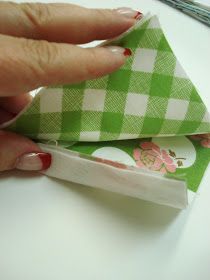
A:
40;143;188;209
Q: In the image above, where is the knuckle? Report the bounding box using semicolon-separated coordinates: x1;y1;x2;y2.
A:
95;8;112;21
21;39;59;79
0;37;23;94
85;49;99;78
20;3;52;31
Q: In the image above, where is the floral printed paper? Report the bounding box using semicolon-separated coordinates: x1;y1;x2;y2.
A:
66;135;210;193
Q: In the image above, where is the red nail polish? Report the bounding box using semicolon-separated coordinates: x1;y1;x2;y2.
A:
16;152;52;171
123;48;132;57
134;11;142;20
38;153;52;170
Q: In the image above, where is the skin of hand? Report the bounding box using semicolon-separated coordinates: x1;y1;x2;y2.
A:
0;2;142;172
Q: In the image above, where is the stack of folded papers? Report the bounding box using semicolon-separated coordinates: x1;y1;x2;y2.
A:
2;15;210;209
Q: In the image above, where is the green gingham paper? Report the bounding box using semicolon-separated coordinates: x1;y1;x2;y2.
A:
6;15;210;142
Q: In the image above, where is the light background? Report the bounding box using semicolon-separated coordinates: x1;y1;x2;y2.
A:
0;1;210;280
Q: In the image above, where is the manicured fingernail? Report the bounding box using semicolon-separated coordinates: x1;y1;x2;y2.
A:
115;7;143;20
123;48;132;56
15;152;52;171
105;46;132;57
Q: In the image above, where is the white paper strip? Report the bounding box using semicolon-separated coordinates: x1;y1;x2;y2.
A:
40;144;188;209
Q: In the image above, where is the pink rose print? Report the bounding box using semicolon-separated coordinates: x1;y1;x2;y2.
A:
133;142;176;174
190;134;210;148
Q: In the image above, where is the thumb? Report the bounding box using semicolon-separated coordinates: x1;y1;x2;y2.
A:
0;131;51;171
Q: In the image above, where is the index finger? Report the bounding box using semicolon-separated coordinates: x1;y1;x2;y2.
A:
0;34;132;97
0;2;141;44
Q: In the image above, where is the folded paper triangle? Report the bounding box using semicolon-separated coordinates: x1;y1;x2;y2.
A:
6;15;210;141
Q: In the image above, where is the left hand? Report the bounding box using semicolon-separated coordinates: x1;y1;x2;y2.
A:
0;2;141;171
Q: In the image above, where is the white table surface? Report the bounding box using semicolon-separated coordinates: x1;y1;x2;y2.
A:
1;1;210;279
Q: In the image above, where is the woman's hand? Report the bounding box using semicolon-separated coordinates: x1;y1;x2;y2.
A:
0;2;141;172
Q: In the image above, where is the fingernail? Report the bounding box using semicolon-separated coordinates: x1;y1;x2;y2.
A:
105;46;132;57
15;152;52;171
115;7;143;20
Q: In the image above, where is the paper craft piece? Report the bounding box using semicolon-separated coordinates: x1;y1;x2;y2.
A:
2;14;210;209
5;15;210;141
40;134;210;209
67;135;210;193
40;142;188;209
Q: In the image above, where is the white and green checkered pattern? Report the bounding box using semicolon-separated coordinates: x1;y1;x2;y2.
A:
7;15;210;142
